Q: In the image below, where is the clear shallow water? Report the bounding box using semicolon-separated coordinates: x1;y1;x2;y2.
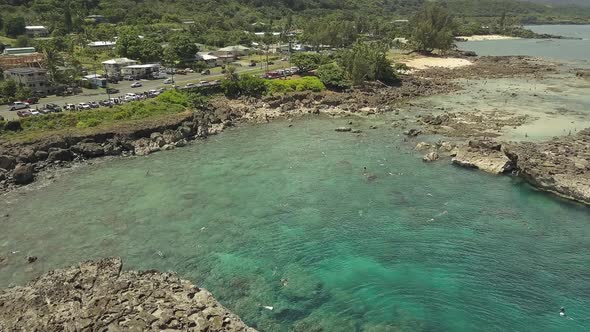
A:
1;117;590;331
459;25;590;67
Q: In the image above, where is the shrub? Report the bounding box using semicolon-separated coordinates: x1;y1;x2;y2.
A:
239;74;267;97
317;63;351;90
266;76;325;95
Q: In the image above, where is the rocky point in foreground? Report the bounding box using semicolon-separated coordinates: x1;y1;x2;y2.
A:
0;258;256;332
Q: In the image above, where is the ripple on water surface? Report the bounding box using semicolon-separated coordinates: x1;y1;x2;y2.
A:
1;117;589;331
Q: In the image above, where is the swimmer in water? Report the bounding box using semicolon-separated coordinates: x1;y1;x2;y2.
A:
560;307;566;317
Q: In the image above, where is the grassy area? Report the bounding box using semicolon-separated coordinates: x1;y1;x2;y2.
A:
0;36;17;46
0;90;193;141
266;76;325;94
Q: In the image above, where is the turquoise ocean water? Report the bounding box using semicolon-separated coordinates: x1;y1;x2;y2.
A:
459;25;590;67
1;116;590;331
2;24;590;331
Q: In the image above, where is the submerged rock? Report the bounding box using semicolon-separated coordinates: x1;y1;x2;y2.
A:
423;151;439;162
0;258;256;332
335;127;352;132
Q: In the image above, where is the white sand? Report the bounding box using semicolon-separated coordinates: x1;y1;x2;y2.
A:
456;35;518;41
404;57;473;70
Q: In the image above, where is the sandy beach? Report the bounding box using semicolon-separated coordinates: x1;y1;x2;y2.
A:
456;35;518;41
404;57;473;70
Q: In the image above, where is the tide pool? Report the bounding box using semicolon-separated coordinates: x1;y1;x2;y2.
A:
1;116;589;331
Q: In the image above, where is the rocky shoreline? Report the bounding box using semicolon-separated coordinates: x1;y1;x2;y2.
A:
0;258;256;331
0;55;586;201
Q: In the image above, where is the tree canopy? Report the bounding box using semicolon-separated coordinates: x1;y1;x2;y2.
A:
410;3;456;53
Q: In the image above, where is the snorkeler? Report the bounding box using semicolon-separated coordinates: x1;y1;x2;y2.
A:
560;307;566;317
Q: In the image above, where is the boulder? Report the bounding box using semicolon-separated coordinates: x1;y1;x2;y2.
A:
0;155;17;170
335;127;352;132
132;138;161;156
351;129;362;133
34;150;49;161
16;149;36;163
423;151;439;162
174;139;187;147
161;144;175;151
48;149;74;162
415;142;432;151
13;164;35;185
71;142;105;158
468;139;501;151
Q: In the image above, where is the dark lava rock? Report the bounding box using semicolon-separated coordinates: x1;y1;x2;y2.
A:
0;155;17;170
13;164;34;185
48;148;74;162
34;150;49;161
26;256;37;263
335;127;352;132
71;142;105;158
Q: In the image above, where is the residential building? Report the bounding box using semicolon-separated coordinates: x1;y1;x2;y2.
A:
121;64;160;79
88;41;116;51
82;74;107;88
2;47;36;56
216;45;251;57
4;67;52;94
102;58;138;76
25;26;48;37
0;48;44;70
196;52;219;67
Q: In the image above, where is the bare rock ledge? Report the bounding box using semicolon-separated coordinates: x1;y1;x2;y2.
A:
0;258;256;332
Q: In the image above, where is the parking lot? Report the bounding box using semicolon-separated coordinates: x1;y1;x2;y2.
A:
0;62;288;121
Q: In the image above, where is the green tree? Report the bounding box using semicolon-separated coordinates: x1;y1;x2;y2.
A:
410;3;456;53
291;52;329;72
15;35;31;47
338;42;398;86
115;29;143;59
166;34;198;65
4;16;26;37
0;79;17;98
316;63;351;90
139;37;163;63
15;85;32;100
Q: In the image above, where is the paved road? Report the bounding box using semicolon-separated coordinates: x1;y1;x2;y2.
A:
0;63;287;121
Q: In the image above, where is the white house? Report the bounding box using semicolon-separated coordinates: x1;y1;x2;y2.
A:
25;26;48;37
196;52;219;67
88;41;116;51
121;64;160;79
102;58;138;76
216;45;251;57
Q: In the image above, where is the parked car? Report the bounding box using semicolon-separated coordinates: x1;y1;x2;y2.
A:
185;68;194;73
148;89;160;96
124;75;135;81
131;81;142;88
163;78;174;84
89;101;100;108
64;104;77;111
176;69;187;75
106;88;120;94
16;110;32;117
123;95;136;102
33;90;47;98
185;83;196;88
78;103;91;110
44;103;62;112
249;62;257;67
8;101;29;111
201;69;211;75
30;110;40;116
39;108;53;114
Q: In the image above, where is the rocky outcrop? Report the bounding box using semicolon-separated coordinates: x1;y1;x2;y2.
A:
335;127;352;132
451;140;513;174
504;129;590;205
0;258;256;332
